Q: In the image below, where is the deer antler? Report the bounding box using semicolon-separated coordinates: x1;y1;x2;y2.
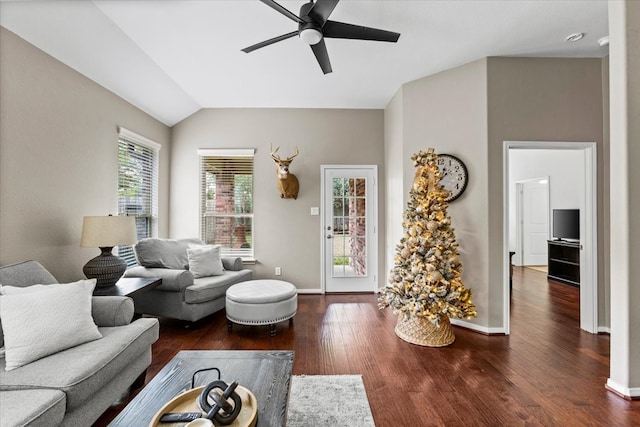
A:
286;147;299;162
270;144;281;161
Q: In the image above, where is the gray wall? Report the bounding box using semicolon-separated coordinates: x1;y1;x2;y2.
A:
0;27;171;282
487;57;605;329
170;108;385;291
383;89;404;283
385;59;490;330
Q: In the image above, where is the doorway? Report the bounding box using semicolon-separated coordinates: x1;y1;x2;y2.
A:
321;165;378;293
504;142;598;334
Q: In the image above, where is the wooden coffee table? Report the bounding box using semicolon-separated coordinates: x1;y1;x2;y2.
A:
108;350;294;427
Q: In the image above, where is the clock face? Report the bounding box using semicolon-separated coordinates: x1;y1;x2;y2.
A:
436;154;468;202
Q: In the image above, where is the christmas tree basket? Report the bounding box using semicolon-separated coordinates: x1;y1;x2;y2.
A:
395;314;455;347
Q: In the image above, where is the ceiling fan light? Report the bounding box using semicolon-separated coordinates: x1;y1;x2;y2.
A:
300;28;322;45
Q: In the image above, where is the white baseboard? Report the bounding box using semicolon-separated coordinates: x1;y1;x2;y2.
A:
606;378;640;398
296;288;323;294
598;326;611;334
450;318;507;335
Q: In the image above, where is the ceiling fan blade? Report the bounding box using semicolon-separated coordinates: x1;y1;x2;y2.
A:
242;31;298;53
323;20;400;42
310;39;332;74
260;0;304;24
308;0;339;26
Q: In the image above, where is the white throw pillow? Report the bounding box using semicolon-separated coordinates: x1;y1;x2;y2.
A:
0;279;102;371
0;279;88;295
187;244;224;278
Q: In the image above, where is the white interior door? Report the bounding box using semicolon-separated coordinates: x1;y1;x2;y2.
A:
518;178;550;266
321;166;377;293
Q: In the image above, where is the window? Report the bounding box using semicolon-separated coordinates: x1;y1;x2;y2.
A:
118;128;160;266
199;149;255;260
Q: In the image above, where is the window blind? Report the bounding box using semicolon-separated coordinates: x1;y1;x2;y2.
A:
118;128;160;266
198;149;255;260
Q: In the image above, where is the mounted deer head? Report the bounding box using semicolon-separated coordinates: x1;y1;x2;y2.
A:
270;145;300;199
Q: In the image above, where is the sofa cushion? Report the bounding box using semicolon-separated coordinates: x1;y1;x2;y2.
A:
187;244;224;278
185;269;253;304
0;317;159;411
0;260;59;348
134;238;203;269
0;389;65;427
0;280;102;371
0;260;59;287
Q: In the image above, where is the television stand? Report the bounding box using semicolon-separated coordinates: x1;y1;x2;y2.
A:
547;240;580;286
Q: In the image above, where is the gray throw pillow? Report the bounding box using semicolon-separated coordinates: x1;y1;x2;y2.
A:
134;238;203;269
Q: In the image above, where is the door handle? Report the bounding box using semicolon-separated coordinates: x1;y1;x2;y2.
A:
327;235;333;239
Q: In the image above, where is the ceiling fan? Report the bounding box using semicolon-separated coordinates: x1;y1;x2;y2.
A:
242;0;401;74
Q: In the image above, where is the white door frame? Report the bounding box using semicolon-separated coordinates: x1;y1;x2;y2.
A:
503;141;598;334
320;165;378;294
515;177;550;266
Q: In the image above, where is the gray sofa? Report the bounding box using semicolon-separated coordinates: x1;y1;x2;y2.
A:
123;238;253;322
0;260;159;427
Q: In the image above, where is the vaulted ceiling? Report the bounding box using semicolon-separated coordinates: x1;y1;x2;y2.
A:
0;0;609;126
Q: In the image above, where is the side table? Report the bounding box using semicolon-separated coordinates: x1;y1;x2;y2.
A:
93;277;162;318
93;277;162;297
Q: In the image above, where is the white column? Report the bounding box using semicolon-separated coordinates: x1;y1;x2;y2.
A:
607;0;640;398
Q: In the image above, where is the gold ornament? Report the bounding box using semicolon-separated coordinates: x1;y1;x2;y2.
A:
427;270;443;283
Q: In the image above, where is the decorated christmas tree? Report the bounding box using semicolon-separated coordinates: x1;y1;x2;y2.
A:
378;148;477;346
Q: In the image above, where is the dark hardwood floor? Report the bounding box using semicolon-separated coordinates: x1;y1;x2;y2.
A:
96;267;640;426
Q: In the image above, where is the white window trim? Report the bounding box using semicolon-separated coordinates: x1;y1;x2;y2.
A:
197;148;254;157
117;127;160;266
119;127;161;152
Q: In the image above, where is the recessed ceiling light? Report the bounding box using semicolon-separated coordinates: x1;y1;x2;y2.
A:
598;36;609;47
566;33;585;42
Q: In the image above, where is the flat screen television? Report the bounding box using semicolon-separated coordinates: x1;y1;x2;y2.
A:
552;209;579;241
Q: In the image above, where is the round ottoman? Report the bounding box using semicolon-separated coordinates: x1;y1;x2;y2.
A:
226;279;297;336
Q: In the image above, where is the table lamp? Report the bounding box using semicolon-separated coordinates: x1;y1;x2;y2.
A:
81;215;137;287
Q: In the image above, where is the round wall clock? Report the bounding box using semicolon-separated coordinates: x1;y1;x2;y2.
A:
436;154;469;202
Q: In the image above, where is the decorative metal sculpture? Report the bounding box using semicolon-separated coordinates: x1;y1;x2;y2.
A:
199;380;242;425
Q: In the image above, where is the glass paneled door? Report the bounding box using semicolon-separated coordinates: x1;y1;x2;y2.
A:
322;166;378;292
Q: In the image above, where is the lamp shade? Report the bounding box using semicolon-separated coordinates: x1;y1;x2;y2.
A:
81;215;137;248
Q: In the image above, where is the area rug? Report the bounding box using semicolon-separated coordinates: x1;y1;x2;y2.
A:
287;375;375;427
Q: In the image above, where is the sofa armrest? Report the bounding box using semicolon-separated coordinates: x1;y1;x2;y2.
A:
124;266;194;292
91;296;134;326
222;257;244;271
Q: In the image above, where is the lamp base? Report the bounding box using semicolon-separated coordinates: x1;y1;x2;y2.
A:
83;247;127;288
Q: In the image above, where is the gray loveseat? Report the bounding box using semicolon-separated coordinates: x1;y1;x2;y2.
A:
123;238;253;322
0;260;159;427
